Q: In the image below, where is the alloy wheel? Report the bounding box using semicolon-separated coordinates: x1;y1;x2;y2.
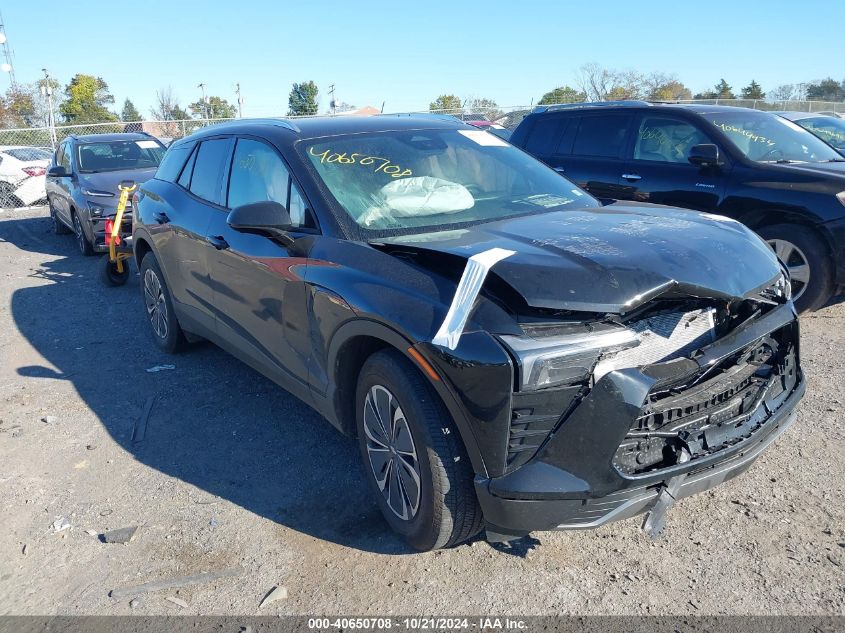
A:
363;384;422;521
73;215;86;253
143;268;169;340
767;238;810;302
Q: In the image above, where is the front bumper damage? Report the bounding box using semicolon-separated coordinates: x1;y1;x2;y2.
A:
475;301;804;540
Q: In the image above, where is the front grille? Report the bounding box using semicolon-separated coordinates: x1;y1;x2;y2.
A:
613;328;797;476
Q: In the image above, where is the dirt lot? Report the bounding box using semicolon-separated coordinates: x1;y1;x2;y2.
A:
0;206;843;616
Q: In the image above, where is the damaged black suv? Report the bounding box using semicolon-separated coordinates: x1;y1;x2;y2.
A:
133;115;805;550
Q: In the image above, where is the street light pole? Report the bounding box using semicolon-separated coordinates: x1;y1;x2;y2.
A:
329;84;336;115
42;68;57;148
0;11;16;87
235;83;243;118
197;82;208;120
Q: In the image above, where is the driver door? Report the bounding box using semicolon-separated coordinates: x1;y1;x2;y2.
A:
205;137;317;389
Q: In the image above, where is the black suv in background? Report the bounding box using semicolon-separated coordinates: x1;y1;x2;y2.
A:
46;133;166;255
511;102;845;312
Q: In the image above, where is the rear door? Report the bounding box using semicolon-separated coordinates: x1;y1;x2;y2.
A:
205;136;317;388
617;113;730;211
563;113;634;200
153;137;233;334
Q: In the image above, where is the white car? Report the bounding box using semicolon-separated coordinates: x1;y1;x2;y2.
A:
0;145;52;207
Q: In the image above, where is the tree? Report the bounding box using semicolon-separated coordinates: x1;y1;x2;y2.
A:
769;84;804;101
59;74;117;123
288;81;319;116
120;98;141;122
641;73;692;101
713;79;735;99
1;86;36;127
188;95;237;119
741;80;765;100
538;86;586;105
806;78;845;101
429;94;462;112
464;96;503;120
150;87;189;121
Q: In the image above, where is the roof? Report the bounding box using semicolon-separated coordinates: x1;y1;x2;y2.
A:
70;132;155;143
178;113;469;144
530;101;775;116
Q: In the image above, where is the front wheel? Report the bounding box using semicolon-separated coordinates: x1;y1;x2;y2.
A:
355;350;482;551
759;224;834;313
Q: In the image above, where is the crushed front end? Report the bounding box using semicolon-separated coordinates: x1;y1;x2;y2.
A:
475;286;805;540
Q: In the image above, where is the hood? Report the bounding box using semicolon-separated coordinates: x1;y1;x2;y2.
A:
79;167;157;195
378;202;782;314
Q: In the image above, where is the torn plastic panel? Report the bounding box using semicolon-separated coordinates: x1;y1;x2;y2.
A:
432;247;515;350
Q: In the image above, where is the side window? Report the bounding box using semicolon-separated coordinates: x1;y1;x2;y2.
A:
155;143;193;183
59;143;72;170
228;138;315;229
523;116;568;157
633;116;713;163
189;138;231;205
177;146;197;189
572;114;632;158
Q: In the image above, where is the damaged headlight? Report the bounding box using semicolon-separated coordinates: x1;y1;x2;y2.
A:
500;326;639;391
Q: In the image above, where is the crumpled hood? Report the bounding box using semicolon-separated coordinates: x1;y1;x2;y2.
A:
79;167;157;195
379;202;782;313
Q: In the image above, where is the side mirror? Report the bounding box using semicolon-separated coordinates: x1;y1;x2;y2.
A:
47;165;69;178
227;201;292;238
688;144;722;168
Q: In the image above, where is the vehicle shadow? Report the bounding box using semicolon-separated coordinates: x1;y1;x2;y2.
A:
2;214;414;555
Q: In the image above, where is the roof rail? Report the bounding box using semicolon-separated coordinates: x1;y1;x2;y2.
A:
533;100;652;113
198;117;302;134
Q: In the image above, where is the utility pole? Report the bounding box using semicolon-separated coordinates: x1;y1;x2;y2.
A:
197;82;208;119
235;83;243;118
42;68;57;148
0;11;16;87
329;84;336;115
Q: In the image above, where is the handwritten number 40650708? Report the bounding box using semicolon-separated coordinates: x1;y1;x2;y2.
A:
309;147;412;178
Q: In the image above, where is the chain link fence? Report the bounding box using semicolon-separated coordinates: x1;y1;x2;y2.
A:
0;99;842;211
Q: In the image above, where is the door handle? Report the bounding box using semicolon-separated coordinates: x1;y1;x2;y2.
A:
621;173;642;181
205;235;229;250
553;167;566;173
153;211;170;224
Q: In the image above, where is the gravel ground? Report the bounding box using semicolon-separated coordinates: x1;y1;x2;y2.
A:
0;206;843;616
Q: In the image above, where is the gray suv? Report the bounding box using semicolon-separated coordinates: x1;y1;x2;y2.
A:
46;133;166;255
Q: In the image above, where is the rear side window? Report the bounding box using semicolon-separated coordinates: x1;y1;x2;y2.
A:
6;148;51;161
189;138;231;205
155;143;193;182
523;116;567;156
572;114;632;158
177;147;197;189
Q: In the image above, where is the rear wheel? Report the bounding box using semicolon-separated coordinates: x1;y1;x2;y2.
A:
72;212;95;256
139;252;186;353
355;350;482;551
759;224;833;313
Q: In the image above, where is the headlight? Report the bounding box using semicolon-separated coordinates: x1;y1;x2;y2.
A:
500;326;639;391
82;188;115;198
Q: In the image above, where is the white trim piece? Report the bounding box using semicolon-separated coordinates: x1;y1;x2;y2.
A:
432;247;516;350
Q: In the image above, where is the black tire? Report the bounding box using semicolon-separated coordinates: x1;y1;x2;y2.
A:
101;256;130;286
49;199;71;235
139;252;186;353
72;211;95;256
355;350;482;551
759;224;834;313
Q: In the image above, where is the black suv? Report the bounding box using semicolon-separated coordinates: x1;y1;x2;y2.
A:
133;116;803;550
511;102;845;312
45;133;166;255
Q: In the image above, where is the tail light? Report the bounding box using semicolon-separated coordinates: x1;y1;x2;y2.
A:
22;166;47;177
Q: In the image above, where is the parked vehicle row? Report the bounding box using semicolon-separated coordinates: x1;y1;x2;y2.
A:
45;133;167;254
0;145;52;208
509;102;845;312
111;114;805;550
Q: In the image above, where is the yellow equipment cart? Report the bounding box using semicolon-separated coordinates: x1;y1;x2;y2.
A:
100;180;137;286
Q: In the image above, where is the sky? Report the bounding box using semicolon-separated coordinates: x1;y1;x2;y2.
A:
2;0;843;118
